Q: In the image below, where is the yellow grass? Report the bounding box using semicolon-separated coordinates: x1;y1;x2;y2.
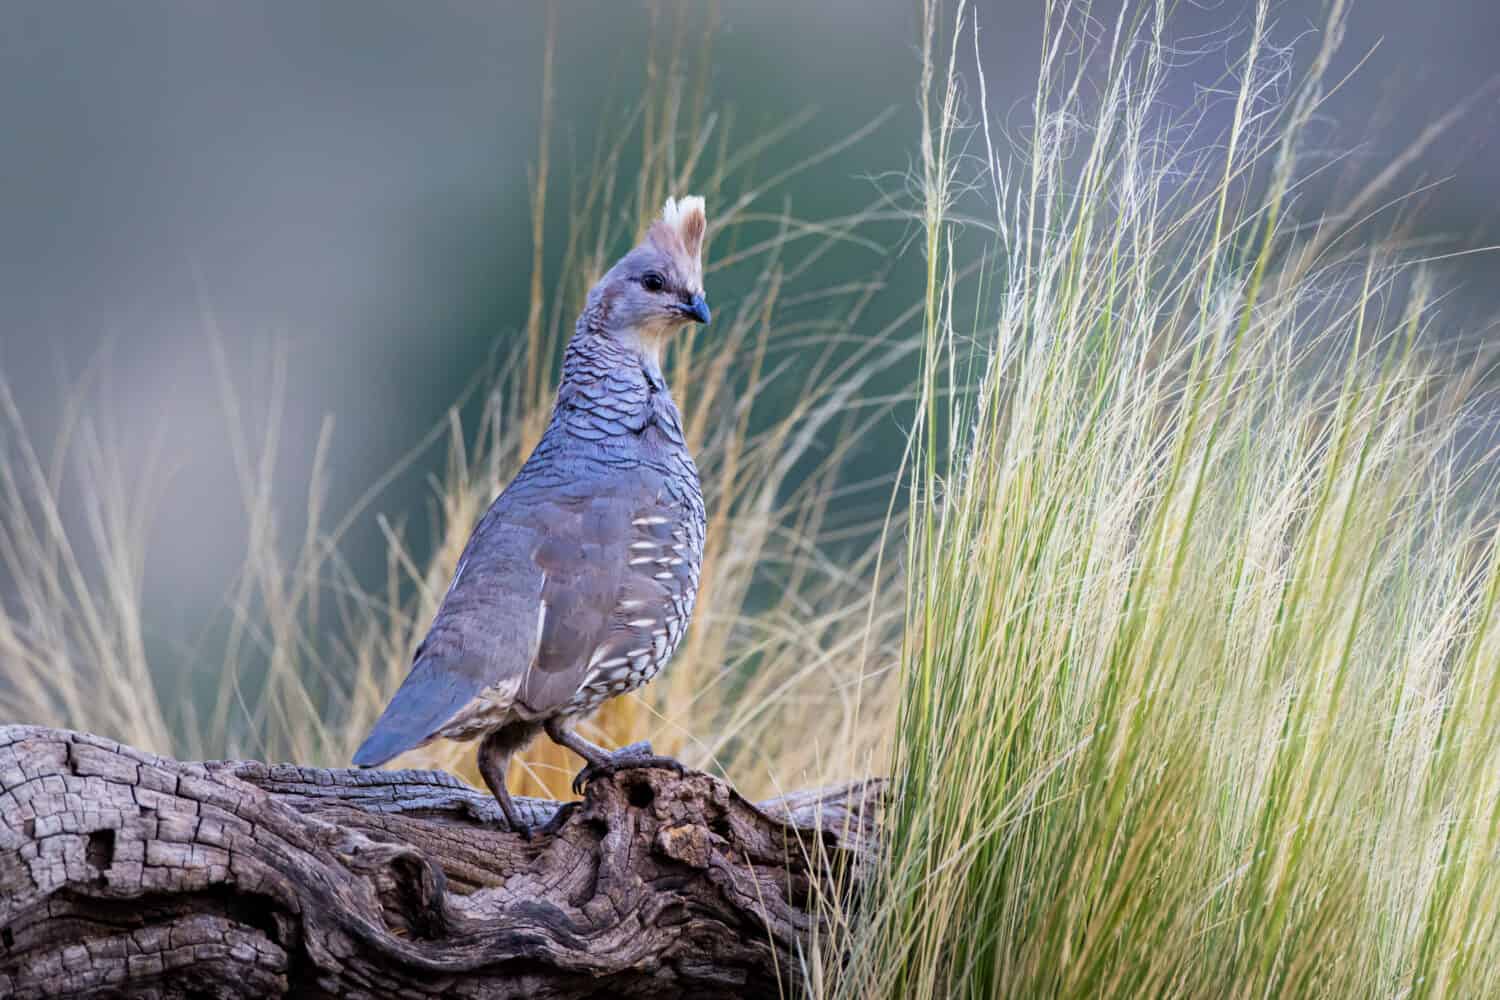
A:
819;1;1500;996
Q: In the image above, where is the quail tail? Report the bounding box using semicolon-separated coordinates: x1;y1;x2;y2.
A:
352;651;488;767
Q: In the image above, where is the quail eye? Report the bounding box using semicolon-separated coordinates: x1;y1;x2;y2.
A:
640;271;666;293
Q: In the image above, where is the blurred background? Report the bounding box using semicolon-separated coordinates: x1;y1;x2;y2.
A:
1;0;1495;716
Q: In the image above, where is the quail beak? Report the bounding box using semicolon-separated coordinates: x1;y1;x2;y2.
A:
677;293;711;325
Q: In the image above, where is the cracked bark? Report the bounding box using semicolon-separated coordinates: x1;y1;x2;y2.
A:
0;726;880;999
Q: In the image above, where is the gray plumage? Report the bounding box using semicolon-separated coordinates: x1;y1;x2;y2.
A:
354;196;711;834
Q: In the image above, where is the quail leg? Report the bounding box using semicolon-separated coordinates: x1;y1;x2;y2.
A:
544;718;685;795
477;729;531;839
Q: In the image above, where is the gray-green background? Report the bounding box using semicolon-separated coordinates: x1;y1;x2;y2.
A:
1;1;1495;653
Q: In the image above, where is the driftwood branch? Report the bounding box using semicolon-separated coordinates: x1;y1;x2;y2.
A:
0;726;880;998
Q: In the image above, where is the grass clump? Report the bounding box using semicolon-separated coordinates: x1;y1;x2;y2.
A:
829;1;1500;996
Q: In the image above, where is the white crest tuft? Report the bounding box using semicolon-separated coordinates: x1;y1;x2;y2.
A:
660;195;707;263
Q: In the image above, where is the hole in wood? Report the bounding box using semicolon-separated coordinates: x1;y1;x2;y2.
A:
86;829;115;884
627;781;655;808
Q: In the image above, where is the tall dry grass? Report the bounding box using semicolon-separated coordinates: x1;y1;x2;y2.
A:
822;1;1500;996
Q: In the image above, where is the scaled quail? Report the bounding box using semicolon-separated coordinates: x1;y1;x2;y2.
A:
353;197;711;835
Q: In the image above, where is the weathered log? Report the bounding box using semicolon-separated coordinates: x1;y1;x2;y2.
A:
0;725;880;999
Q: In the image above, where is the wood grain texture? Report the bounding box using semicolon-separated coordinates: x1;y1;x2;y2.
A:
0;726;880;999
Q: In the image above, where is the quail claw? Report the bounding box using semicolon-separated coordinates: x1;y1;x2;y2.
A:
535;801;579;837
572;752;687;795
497;809;533;840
